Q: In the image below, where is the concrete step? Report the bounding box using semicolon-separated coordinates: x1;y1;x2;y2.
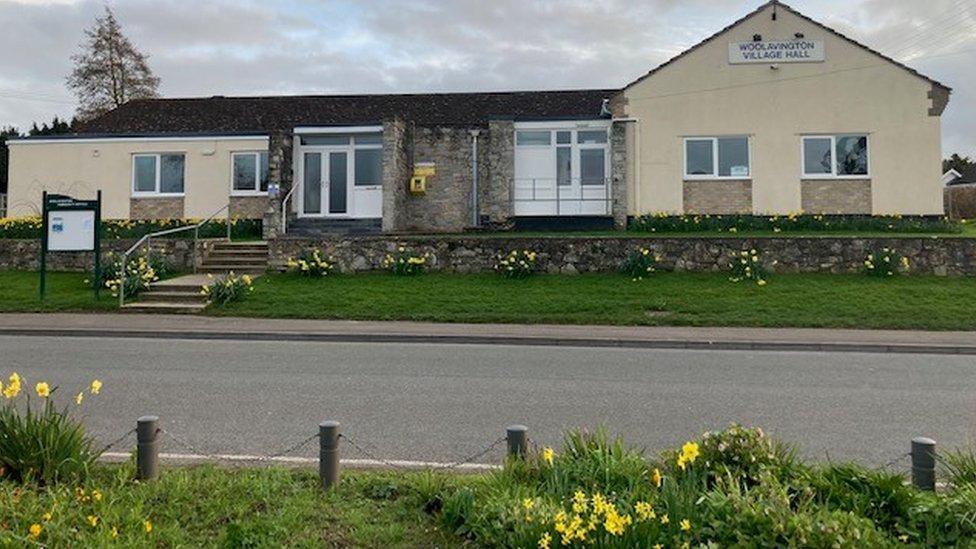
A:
210;241;268;250
206;250;269;259
197;265;266;274
139;291;208;304
121;302;209;314
200;257;269;266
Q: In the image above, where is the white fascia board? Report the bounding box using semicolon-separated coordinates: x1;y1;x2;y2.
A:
8;135;269;146
293;125;383;134
514;120;612;130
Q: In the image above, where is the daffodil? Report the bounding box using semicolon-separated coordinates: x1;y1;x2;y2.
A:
87;515;99;527
35;382;50;398
652;468;662;488
29;524;42;538
90;379;102;394
681;518;692;531
542;447;555;466
538;531;551;549
144;520;153;533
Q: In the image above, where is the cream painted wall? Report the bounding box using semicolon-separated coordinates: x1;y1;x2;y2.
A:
622;3;945;215
6;137;269;218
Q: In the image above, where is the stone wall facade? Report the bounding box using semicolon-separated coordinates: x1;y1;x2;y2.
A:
406;126;479;232
382;118;410;232
262;132;293;239
683;180;752;214
130;197;184;219
485;120;515;225
230;196;268;220
610;123;629;229
0;238;205;272
801;180;872;214
268;235;976;277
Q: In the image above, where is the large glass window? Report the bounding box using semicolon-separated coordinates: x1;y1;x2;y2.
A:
803;135;869;178
132;153;184;195
516;131;551;146
354;149;383;186
580;149;606;186
556;147;572;186
685;137;749;179
232;152;269;194
685;139;714;177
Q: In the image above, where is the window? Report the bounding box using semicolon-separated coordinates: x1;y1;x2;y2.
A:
354;149;383;186
231;152;269;194
580;149;606;186
516;131;551;146
132;153;185;195
577;130;608;144
684;137;750;179
802;135;869;178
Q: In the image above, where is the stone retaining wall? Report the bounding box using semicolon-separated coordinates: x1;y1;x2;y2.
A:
269;235;976;277
0;238;206;272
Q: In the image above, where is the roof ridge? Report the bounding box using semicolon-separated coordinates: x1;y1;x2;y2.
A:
135;88;622;103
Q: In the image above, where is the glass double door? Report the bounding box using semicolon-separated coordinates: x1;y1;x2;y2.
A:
302;148;349;216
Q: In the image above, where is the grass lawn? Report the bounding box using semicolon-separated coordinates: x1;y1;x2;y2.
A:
0;271;116;313
213;272;976;331
0;464;461;547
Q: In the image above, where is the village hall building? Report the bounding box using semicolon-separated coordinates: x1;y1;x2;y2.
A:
6;1;951;236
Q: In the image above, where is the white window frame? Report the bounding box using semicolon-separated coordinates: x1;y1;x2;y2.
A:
801;134;871;179
683;136;752;180
351;137;383;189
230;151;269;196
513;121;612;187
131;153;186;197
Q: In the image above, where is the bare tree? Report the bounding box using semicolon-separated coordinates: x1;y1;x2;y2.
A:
66;7;160;121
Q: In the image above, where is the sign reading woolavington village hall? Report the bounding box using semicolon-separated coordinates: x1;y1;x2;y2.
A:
729;40;825;64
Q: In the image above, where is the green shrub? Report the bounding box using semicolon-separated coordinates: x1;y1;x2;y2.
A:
692;424;798;487
728;248;770;286
864;248;910;277
804;464;917;533
201;272;254;305
285;249;335;277
620;247;659;280
495;250;538;279
628;213;959;234
939;447;976;487
101;252;161;299
383;246;431;276
0;217;262;240
0;373;102;484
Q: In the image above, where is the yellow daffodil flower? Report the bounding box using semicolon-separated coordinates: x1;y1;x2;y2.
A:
542;447;555;466
90;380;102;394
35;382;50;398
29;524;42;538
681;518;692;531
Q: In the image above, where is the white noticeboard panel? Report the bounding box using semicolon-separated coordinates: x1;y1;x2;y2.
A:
48;210;96;251
729;40;825;64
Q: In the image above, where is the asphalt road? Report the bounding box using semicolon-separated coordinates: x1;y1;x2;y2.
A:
5;335;976;468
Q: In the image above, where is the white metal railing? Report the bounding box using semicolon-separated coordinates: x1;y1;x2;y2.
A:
280;180;301;234
511;177;613;216
118;203;231;308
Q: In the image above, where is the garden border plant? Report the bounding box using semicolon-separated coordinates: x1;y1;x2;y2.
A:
495;249;538;279
0;216;262;240
629;212;960;234
383;245;431;276
286;248;335;277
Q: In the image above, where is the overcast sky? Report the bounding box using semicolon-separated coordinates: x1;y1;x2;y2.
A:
1;0;973;157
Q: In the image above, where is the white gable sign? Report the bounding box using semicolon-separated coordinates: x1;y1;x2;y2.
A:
729;40;825;64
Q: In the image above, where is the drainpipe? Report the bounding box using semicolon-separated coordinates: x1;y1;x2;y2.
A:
611;117;640;213
470;129;481;227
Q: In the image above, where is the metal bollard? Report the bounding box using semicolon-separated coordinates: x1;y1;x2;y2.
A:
506;425;528;459
912;437;937;491
136;416;160;481
319;421;341;491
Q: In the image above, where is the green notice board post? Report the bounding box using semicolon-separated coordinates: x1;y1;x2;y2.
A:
40;191;102;301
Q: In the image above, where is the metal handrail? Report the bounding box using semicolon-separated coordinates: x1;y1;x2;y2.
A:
511;177;613;216
281;181;300;235
118;203;230;308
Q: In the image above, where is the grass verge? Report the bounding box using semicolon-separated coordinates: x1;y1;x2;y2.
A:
212;272;976;331
0;464;461;547
0;271;116;313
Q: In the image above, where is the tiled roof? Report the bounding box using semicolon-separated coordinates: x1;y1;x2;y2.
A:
75;89;619;135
